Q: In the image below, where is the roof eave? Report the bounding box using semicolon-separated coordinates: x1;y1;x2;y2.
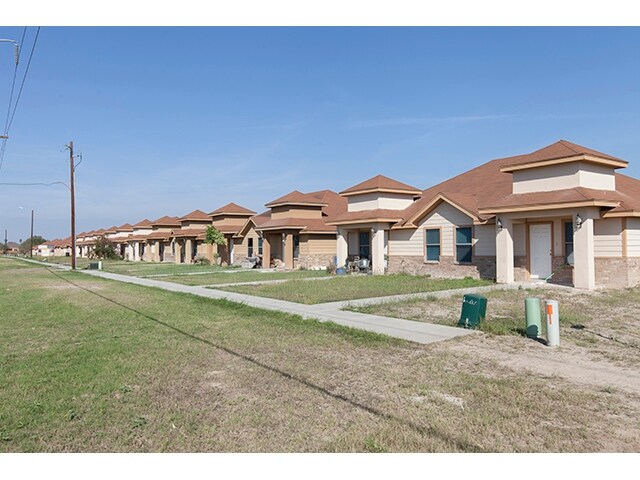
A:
479;200;620;215
339;188;422;197
500;154;628;173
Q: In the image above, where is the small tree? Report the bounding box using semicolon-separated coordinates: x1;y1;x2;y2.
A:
19;236;47;255
92;235;119;260
205;226;226;246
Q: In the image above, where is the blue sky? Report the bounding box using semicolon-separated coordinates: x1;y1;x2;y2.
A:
0;27;639;242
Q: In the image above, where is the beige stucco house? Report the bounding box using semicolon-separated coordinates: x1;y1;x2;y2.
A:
331;140;640;289
240;190;347;270
171;209;212;264
125;219;153;261
208;202;257;265
145;216;181;262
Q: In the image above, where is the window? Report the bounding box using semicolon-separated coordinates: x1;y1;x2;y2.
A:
359;231;370;259
258;237;263;256
564;221;574;265
293;235;300;259
425;228;440;262
248;238;254;257
455;227;473;263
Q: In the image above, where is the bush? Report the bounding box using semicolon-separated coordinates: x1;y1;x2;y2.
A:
326;261;337;275
92;236;119;260
195;256;210;265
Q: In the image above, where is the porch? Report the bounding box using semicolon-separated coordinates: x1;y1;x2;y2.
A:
336;223;390;275
495;207;598;289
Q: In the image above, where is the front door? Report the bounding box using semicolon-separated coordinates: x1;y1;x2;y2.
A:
529;224;552;279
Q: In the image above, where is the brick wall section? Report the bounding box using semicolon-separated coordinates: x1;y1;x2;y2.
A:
387;255;496;280
514;256;528;282
297;253;335;270
549;256;573;286
628;258;640;287
595;258;640;288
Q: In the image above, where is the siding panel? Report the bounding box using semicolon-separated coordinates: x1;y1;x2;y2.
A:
594;218;623;257
627;219;640;257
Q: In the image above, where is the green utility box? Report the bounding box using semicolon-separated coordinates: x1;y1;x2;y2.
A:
458;294;487;329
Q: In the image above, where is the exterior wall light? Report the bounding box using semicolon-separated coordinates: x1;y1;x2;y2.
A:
575;214;582;229
496;218;503;230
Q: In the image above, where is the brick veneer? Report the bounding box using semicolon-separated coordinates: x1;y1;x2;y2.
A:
387;255;496;280
595;257;640;288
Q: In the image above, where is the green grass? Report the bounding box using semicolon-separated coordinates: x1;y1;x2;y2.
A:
162;269;328;286
2;257;638;452
220;274;493;304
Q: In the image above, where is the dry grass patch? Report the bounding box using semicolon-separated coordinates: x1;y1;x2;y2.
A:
2;258;639;452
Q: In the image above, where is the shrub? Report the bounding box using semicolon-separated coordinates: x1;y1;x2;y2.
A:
195;255;210;265
92;236;119;260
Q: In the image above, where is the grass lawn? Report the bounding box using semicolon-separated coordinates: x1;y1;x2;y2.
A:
30;256;236;277
2;257;639;452
220;274;493;304
162;269;328;286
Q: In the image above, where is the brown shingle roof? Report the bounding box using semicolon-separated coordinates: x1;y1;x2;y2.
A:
265;190;328;208
340;174;422;196
254;190;347;234
133;219;153;228
208;202;256;217
151;216;181;227
172;227;208;238
178;209;211;222
399;140;633;225
116;223;134;232
500;140;627;171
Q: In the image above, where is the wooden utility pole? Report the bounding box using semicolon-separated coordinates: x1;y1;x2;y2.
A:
30;209;33;257
69;141;76;270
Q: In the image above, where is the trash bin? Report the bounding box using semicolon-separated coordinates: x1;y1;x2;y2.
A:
458;294;487;329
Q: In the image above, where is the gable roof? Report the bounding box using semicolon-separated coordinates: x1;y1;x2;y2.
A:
208;202;256;217
340;174;422;196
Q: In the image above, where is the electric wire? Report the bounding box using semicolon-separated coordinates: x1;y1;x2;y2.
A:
0;27;41;173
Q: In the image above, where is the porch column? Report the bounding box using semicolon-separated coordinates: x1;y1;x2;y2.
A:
175;240;182;264
227;236;234;265
496;217;514;284
133;242;139;261
371;226;386;275
284;232;294;270
207;242;213;263
261;234;271;269
573;210;596;290
154;241;161;262
185;239;193;264
336;228;348;268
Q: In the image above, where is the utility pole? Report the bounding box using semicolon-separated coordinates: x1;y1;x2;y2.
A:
30;209;34;257
68;141;77;270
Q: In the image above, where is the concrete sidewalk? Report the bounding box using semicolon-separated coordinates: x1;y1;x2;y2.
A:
81;269;476;345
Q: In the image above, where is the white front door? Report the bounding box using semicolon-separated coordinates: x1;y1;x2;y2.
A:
529;224;552;279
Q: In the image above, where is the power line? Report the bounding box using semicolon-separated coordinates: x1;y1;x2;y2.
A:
0;27;41;173
7;27;40;132
0;181;68;188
